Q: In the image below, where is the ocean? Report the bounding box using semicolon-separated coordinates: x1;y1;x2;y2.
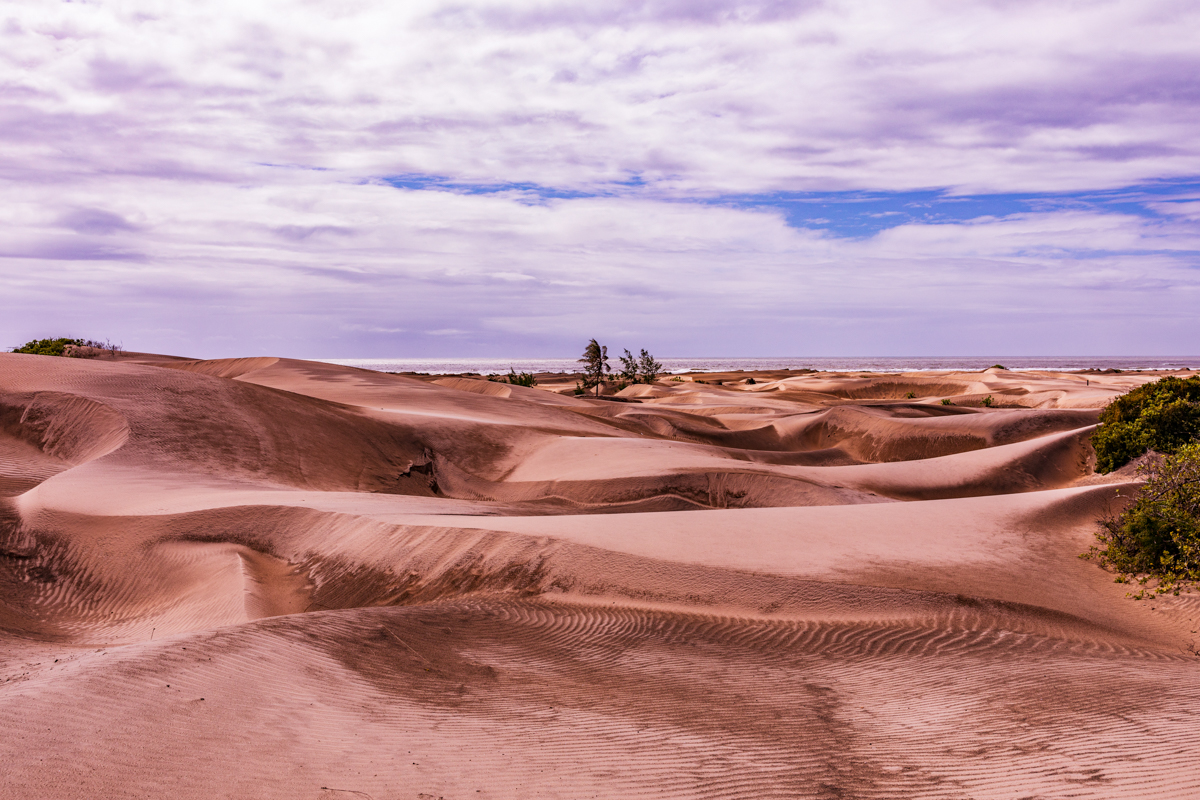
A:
320;356;1200;376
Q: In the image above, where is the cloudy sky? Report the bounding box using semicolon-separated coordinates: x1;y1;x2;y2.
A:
3;0;1199;358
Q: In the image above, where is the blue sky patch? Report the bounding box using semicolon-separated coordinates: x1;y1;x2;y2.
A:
380;174;1200;239
712;179;1200;238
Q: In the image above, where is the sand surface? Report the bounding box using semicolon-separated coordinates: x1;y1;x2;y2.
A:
2;353;1199;798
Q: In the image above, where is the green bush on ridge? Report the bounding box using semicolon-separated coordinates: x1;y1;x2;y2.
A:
1091;375;1200;473
12;337;85;356
11;337;122;358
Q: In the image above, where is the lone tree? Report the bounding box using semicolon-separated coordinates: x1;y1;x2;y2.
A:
578;338;611;396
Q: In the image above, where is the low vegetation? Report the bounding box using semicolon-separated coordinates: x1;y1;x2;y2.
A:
1088;443;1200;597
13;337;85;356
1085;376;1200;595
12;337;122;357
1091;375;1200;473
504;368;537;387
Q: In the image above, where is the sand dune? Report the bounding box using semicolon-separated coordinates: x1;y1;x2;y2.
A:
1;353;1198;798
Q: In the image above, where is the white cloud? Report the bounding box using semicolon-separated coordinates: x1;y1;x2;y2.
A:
1;169;1196;356
3;0;1200;193
1;0;1199;357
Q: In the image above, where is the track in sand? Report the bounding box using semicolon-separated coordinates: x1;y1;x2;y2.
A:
1;353;1198;798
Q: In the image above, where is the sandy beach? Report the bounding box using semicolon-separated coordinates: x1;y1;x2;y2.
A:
2;352;1199;799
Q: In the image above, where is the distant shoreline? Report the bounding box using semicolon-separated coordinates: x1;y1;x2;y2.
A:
321;355;1200;376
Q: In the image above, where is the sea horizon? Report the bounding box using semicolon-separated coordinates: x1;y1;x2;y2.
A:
321;355;1200;376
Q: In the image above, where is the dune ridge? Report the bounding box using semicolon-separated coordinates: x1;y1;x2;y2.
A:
1;352;1198;798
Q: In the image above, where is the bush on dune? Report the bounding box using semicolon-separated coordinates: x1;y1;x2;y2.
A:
1086;375;1200;595
13;337;85;356
1089;443;1200;596
1092;375;1200;473
12;337;122;358
506;368;537;387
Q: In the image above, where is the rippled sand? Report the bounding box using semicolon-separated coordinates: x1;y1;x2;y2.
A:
2;353;1198;798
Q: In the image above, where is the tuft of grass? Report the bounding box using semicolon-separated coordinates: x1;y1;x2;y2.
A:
941;398;953;405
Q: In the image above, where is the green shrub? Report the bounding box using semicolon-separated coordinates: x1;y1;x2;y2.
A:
981;395;994;407
13;337;84;356
941;398;953;405
1088;443;1200;594
505;367;537;387
904;391;916;399
1092;375;1200;473
990;364;1007;370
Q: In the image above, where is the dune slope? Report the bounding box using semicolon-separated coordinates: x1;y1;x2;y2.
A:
1;353;1198;799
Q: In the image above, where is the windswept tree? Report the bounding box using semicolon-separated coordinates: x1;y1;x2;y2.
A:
618;348;639;384
637;349;663;384
616;347;663;386
578;338;611;396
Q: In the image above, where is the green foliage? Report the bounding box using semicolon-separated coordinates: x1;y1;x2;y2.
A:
637;348;663;384
904;391;916;399
990;364;1007;370
13;337;84;356
617;347;663;385
745;377;756;385
1092;375;1200;473
941;399;953;405
1087;443;1200;595
505;367;537;387
11;337;120;358
577;339;611;397
981;395;994;407
618;349;639;384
